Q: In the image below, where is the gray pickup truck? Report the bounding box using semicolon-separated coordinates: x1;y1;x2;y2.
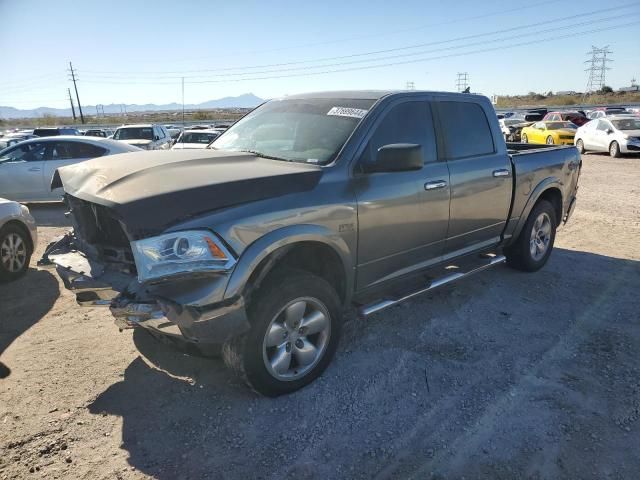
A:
43;91;580;396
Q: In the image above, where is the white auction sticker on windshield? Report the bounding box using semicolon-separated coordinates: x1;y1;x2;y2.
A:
327;107;368;119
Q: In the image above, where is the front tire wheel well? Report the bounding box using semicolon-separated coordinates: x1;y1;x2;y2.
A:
244;241;347;306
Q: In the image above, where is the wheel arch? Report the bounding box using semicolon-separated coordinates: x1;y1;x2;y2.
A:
224;225;354;306
509;179;563;243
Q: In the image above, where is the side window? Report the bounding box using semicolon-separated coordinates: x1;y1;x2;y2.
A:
48;142;75;160
435;101;495;160
364;100;436;166
596;120;609;131
0;143;46;163
68;142;108;158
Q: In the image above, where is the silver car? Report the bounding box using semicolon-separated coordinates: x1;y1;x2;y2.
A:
0;136;141;202
0;198;37;281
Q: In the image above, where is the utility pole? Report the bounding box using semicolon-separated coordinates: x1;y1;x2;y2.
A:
456;72;469;93
181;77;185;126
68;62;85;124
67;88;77;121
584;46;612;97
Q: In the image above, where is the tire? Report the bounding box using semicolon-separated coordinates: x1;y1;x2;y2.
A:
521;133;528;144
223;269;342;396
546;136;554;145
505;199;557;272
576;139;585;154
0;223;32;282
609;141;621;158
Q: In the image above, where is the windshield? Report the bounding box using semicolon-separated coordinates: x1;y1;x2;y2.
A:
611;118;640;130
503;119;523;126
546;122;577;130
114;127;153;140
179;132;219;144
210;98;375;164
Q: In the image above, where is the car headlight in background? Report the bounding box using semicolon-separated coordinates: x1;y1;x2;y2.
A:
131;230;236;282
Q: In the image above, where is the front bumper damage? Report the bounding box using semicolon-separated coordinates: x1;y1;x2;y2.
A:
43;234;250;347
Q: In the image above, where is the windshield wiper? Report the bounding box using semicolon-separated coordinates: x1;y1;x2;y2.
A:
236;150;290;162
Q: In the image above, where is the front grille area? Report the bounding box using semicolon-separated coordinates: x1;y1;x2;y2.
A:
66;195;136;270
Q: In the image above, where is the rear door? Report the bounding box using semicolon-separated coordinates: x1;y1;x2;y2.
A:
433;99;512;256
354;98;450;289
0;142;47;201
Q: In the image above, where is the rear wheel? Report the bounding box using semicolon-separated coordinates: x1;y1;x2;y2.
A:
576;139;585;154
546;136;554;145
0;224;31;282
505;200;557;272
521;133;528;144
223;269;342;396
609;141;621;158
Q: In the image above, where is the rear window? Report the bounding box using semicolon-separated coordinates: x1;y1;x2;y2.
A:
435;101;495;160
113;127;153;140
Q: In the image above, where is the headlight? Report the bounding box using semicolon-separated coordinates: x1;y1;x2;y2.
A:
131;230;235;282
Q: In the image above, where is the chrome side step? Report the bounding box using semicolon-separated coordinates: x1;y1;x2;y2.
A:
357;254;506;318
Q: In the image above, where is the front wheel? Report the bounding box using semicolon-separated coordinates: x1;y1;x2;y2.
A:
521;133;528;144
576;139;585;154
609;141;621;158
546;136;554;145
223;269;342;396
505;200;557;272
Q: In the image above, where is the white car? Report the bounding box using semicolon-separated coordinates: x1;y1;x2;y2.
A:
112;124;173;150
574;117;640;158
0;136;141;202
171;129;220;150
0;198;37;281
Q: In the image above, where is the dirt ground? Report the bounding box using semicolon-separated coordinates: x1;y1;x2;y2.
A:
1;152;639;480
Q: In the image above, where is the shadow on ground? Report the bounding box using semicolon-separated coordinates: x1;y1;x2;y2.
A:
25;203;69;228
0;268;59;378
87;248;640;479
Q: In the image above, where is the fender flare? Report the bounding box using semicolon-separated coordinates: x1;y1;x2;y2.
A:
509;177;563;243
223;224;354;303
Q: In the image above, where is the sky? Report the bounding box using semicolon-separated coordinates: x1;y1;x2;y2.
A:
1;0;639;109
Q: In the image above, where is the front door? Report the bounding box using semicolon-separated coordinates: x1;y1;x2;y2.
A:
0;142;47;201
433;99;512;256
354;98;450;290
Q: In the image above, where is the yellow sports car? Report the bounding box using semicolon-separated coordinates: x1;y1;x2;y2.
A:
520;121;577;145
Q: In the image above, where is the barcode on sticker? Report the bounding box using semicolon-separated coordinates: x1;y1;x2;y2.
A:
327;107;368;119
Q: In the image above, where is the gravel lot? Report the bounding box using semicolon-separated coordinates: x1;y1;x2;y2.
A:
1;152;639;480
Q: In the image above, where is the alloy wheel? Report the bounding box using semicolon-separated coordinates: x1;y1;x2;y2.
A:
529;212;552;261
0;233;27;273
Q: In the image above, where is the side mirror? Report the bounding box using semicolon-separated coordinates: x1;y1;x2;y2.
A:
154;135;160;141
362;143;423;173
606;128;613;134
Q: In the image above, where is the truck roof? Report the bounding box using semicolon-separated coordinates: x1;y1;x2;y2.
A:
284;90;488;101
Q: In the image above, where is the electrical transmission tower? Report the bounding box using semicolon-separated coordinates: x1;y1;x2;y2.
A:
456;72;469;93
584;46;612;95
405;81;415;90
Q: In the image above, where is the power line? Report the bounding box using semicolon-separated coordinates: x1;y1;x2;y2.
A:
79;4;639;78
75;19;640;87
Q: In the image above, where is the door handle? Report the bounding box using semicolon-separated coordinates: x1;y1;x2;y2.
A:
28;167;41;172
493;169;510;177
424;180;448;190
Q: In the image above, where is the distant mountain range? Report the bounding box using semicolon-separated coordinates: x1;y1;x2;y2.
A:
0;93;264;119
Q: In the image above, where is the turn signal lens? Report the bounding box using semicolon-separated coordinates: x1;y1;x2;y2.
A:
205;236;227;259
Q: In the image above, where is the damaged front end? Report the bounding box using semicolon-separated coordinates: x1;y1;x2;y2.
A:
41;196;250;348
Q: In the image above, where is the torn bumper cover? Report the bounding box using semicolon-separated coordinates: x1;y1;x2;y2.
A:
45;235;250;346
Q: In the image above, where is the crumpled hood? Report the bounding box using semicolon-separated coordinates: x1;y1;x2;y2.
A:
53;149;322;238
